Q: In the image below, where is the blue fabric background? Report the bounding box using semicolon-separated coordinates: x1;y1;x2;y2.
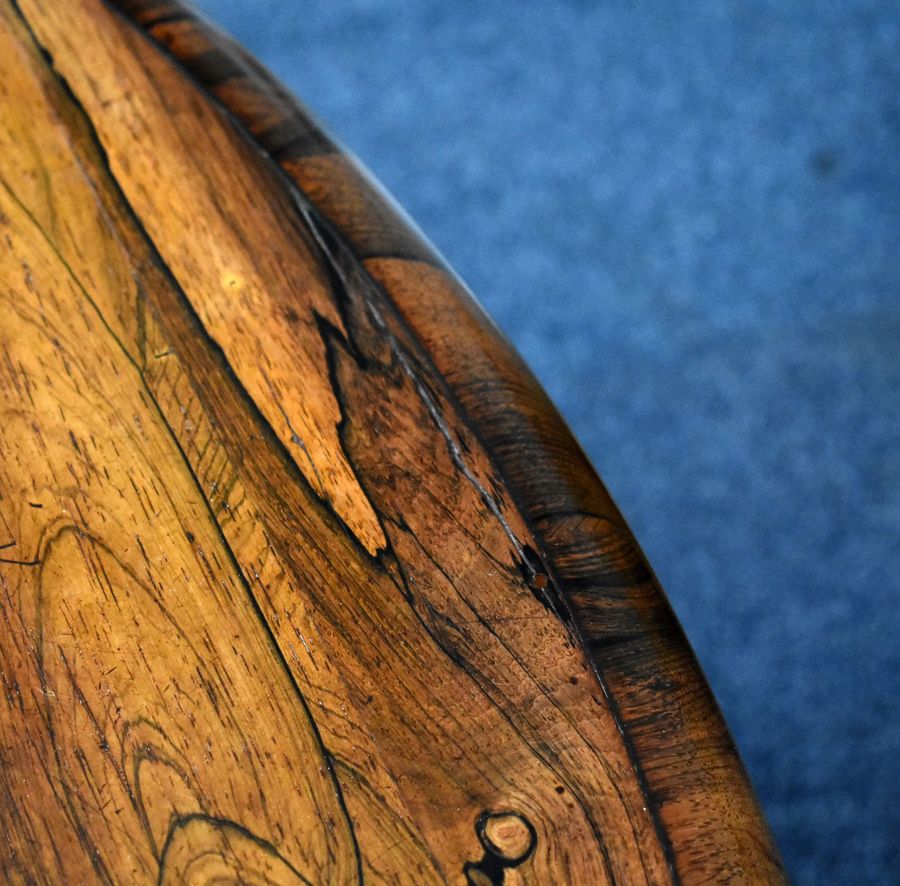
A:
193;2;899;881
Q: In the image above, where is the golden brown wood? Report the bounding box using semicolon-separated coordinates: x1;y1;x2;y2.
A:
0;0;784;882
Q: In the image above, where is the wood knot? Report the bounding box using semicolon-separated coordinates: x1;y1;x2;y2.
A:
480;811;535;863
464;810;537;885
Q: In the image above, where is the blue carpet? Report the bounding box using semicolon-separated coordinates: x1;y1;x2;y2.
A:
193;2;899;881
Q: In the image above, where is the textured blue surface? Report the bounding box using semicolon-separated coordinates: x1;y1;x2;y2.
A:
193;2;899;881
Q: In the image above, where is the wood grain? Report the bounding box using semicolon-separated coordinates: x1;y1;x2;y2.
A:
0;0;784;882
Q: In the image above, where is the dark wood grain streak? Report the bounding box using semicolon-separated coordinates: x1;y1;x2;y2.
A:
0;0;784;882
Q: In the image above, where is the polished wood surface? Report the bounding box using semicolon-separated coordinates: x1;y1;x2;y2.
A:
0;0;783;882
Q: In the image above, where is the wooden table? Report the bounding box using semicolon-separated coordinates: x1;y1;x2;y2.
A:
0;1;784;882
